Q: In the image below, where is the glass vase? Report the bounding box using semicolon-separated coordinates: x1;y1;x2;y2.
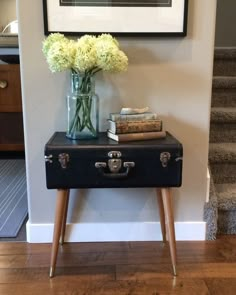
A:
66;72;99;140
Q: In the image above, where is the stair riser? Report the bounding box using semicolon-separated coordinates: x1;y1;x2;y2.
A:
213;60;236;76
211;163;236;184
210;124;236;142
212;89;236;107
218;209;236;234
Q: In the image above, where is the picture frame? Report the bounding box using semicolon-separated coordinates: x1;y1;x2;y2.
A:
43;0;188;37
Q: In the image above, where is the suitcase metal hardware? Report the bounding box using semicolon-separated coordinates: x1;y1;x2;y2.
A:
108;158;122;173
95;149;135;178
175;157;183;162
108;151;122;158
95;162;107;168
160;152;171;167
45;154;53;163
58;153;70;169
123;161;135;168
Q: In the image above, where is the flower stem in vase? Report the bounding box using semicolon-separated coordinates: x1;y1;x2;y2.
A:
68;96;82;136
66;73;98;139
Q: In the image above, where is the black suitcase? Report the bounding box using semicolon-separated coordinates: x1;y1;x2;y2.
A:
44;132;183;189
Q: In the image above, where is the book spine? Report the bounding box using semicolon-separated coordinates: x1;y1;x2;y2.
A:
110;113;158;121
119;131;166;142
107;131;166;142
113;120;162;134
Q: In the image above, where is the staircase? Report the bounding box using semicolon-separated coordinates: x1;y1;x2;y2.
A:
206;48;236;239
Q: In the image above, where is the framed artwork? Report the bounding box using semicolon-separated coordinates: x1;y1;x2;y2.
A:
43;0;188;36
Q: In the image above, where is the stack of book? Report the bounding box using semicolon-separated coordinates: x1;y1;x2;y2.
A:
107;112;166;142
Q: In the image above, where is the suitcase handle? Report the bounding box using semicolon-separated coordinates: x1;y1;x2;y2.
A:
95;161;135;179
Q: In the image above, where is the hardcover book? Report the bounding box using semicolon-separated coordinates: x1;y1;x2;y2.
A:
109;112;159;122
108;119;162;134
107;130;166;142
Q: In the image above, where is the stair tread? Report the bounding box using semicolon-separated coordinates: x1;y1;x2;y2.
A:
215;183;236;210
211;107;236;123
213;48;236;76
209;143;236;163
211;89;236;108
213;77;236;89
215;48;236;60
211;107;236;112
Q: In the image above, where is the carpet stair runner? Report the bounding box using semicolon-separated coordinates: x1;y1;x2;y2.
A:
205;48;236;239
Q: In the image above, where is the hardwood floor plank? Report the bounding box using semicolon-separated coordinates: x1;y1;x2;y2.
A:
0;254;29;268
205;278;236;295
0;241;229;269
0;240;229;263
178;263;236;278
0;241;130;255
0;243;51;255
0;239;228;256
0;279;210;295
117;263;236;280
0;265;115;283
0;251;170;269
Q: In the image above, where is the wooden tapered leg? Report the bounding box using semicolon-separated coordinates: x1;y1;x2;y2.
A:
156;188;166;243
60;190;70;245
50;189;68;278
161;188;177;276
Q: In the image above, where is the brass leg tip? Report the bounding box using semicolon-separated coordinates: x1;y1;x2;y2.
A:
49;267;55;278
173;265;177;276
60;237;64;245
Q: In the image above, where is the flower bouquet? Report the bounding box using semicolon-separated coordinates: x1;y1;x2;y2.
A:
42;33;128;139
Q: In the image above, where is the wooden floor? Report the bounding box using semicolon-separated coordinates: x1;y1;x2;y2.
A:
0;235;236;294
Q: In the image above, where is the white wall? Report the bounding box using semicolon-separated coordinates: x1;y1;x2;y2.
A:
0;0;16;32
17;0;217;242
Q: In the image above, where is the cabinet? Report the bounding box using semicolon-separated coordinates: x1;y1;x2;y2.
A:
0;63;24;151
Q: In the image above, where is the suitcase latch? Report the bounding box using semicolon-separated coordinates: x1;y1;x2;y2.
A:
58;153;70;169
108;151;122;158
108;151;122;173
45;154;53;163
160;152;171;168
108;158;122;173
95;150;135;177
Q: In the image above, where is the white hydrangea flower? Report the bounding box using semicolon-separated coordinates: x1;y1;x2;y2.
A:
77;34;97;49
97;33;119;48
42;33;67;56
73;39;97;73
42;33;128;74
95;39;128;72
46;40;76;72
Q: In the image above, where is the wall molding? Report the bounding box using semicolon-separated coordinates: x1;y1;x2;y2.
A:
27;221;206;243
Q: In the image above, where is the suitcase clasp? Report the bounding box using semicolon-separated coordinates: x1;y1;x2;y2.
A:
108;158;122;173
45;154;53;163
95;150;135;178
58;153;70;169
160;152;171;168
108;151;122;158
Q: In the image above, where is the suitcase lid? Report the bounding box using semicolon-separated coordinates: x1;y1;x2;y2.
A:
45;132;183;151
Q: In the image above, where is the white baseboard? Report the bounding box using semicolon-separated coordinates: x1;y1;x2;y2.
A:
26;221;206;243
